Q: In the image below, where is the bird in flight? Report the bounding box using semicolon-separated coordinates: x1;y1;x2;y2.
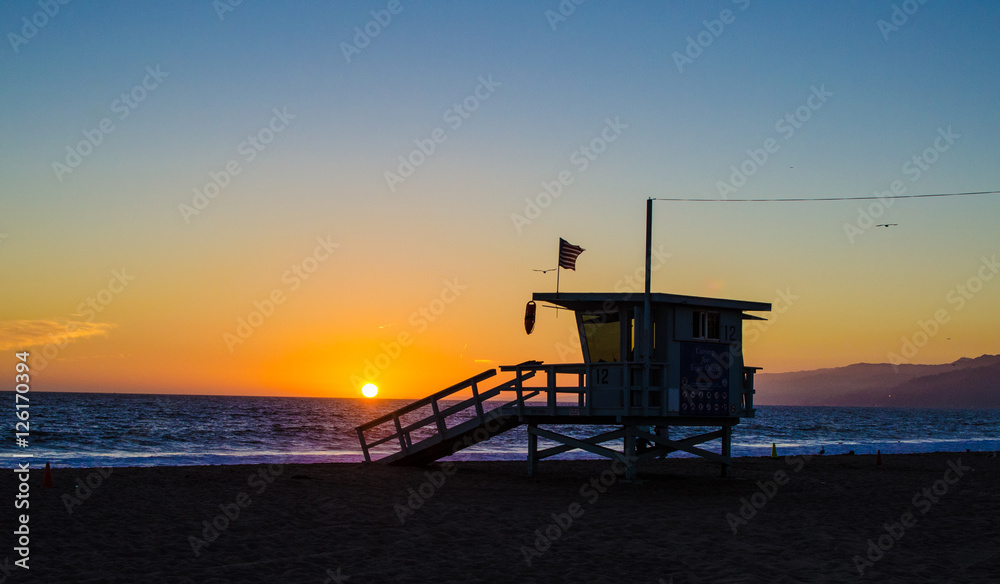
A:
533;268;557;273
876;223;898;227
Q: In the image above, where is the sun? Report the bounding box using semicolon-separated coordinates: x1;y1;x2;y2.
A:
361;383;379;398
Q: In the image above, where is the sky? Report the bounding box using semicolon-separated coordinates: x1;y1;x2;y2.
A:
2;1;999;399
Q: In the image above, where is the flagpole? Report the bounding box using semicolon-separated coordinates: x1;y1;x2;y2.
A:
644;198;653;366
556;238;561;298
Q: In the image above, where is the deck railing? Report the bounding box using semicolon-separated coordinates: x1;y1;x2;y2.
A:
500;361;762;418
500;361;672;417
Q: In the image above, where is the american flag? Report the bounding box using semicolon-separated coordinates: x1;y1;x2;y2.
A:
558;238;585;270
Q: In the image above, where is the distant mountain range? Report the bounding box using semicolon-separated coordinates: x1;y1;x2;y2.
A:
754;354;1000;408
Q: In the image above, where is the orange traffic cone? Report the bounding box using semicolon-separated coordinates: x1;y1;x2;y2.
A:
875;450;883;466
42;462;54;488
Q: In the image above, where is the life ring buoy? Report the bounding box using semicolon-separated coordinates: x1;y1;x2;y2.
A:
524;301;536;335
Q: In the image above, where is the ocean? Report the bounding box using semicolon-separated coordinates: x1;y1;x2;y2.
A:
6;392;999;468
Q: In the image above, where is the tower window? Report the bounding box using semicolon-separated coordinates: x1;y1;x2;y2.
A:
693;310;720;340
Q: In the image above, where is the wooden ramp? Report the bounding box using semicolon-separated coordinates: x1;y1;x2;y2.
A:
355;364;539;466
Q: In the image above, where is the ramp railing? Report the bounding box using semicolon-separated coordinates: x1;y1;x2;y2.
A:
355;362;539;463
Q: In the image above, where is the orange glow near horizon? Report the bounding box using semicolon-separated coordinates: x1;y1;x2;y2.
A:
13;271;998;400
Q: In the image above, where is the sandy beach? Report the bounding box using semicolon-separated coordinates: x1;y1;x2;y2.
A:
2;452;997;583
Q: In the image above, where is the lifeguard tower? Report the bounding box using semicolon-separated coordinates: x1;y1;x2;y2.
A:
356;201;771;477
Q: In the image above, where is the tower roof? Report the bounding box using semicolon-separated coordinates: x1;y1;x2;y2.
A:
532;292;771;313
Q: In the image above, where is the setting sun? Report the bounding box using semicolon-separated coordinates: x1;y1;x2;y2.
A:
361;383;379;398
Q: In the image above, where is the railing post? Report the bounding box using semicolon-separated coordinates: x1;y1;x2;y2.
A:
648;363;654;416
742;370;747;413
471;382;485;423
357;427;371;463
431;399;447;435
516;368;525;417
643;360;650;416
394;415;407;452
660;364;667;417
622;363;628;412
742;367;757;415
547;366;556;415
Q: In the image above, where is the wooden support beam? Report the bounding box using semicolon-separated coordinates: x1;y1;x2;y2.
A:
633;428;728;464
536;429;625;460
624;425;637;480
721;424;732;477
527;422;538;477
529;426;628;463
